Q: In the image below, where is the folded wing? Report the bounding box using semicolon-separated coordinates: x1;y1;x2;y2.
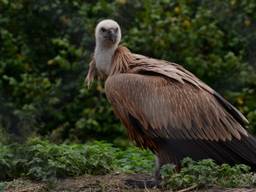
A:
105;61;248;143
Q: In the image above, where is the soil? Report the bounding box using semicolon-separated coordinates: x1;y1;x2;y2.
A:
3;173;256;192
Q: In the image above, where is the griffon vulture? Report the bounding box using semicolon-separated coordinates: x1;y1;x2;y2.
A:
85;19;256;180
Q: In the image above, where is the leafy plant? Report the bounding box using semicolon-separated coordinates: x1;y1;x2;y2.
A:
85;141;118;175
0;138;154;181
0;144;14;180
115;146;154;173
1;138;256;191
161;157;256;190
17;138;88;181
0;182;5;192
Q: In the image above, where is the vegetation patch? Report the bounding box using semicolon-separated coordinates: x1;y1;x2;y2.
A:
1;138;256;191
0;138;154;181
161;157;256;190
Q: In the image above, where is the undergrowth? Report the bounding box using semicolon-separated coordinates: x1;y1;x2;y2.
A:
161;157;256;190
0;138;154;181
1;138;256;190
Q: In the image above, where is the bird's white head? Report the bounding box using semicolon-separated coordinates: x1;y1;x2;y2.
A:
95;19;121;48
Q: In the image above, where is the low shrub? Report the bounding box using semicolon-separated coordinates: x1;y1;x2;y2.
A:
19;139;88;180
161;157;256;190
0;138;154;181
115;146;154;173
0;144;14;180
1;138;256;190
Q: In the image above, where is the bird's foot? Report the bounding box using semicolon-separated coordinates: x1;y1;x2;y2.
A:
124;178;160;188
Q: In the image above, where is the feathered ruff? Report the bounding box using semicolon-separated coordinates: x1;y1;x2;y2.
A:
84;59;96;87
85;46;133;87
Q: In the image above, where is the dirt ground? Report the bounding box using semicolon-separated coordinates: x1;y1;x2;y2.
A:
3;173;256;192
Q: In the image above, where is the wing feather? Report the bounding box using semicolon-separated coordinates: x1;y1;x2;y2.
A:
105;73;248;143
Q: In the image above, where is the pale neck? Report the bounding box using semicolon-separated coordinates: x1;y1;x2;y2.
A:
95;43;117;54
94;43;118;76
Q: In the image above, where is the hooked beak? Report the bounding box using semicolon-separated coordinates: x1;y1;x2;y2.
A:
105;29;117;43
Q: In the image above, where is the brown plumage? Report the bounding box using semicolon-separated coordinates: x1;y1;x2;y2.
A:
86;20;256;180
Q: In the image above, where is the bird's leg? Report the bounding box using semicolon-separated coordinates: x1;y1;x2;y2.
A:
154;155;181;180
154;155;162;182
175;163;181;172
125;155;162;188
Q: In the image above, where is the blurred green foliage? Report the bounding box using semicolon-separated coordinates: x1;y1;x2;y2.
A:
0;0;256;143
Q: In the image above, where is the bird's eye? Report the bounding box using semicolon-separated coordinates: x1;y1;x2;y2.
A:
101;27;106;32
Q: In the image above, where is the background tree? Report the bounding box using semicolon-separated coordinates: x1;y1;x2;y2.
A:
0;0;255;144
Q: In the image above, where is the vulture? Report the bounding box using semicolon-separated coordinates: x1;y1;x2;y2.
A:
85;19;256;181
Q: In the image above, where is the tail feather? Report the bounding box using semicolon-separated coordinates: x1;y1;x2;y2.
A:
158;134;256;171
